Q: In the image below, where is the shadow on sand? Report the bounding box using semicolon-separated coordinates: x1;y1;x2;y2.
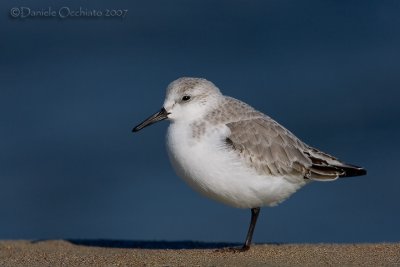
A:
32;239;246;249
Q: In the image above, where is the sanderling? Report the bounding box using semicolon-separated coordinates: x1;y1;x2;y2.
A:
132;77;366;252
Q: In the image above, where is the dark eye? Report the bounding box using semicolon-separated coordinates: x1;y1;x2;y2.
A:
181;95;191;101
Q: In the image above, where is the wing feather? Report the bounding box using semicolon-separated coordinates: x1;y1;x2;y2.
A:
226;117;367;180
226;117;311;179
214;97;366;180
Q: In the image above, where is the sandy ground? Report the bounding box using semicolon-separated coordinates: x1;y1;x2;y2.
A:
0;240;399;267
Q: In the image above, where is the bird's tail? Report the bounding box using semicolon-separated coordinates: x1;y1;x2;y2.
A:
305;147;367;181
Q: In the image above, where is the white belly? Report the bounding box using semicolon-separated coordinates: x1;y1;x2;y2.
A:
166;122;306;208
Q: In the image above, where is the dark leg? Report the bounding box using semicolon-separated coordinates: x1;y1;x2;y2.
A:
241;207;260;251
215;207;261;253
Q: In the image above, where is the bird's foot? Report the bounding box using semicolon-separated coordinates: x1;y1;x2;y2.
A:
214;245;250;253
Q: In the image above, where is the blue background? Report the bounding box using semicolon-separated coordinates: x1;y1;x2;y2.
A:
1;1;399;244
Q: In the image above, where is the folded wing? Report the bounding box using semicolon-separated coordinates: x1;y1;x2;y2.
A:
225;117;366;181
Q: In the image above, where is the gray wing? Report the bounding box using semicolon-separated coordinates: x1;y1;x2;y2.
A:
225;117;366;180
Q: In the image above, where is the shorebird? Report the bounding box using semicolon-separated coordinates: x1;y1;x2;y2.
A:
132;77;366;252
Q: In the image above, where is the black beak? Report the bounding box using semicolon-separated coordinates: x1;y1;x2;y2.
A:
132;107;169;132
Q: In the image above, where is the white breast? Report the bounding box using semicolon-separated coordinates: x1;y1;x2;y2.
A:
166;121;306;208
